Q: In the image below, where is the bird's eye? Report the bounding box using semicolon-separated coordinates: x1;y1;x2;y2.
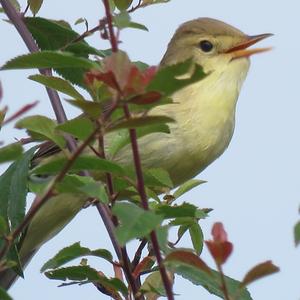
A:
199;40;214;53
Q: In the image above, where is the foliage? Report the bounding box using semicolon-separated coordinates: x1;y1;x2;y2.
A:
0;0;279;300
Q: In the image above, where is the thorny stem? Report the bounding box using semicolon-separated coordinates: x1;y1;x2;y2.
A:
101;0;174;297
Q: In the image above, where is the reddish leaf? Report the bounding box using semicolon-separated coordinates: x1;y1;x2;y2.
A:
241;260;280;287
205;240;233;265
212;222;228;242
165;250;211;274
133;256;155;278
85;70;120;91
205;222;233;265
103;51;132;90
2;101;39;125
129;91;162;105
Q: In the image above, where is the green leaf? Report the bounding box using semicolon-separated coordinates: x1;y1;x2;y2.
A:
141;0;170;7
25;17;102;57
78;181;109;204
294;221;300;246
173;179;206;199
0;147;37;230
109;115;174;131
0;287;12;300
165;251;252;300
0;142;23;164
156;203;199;219
144;168;173;188
1;51;97;70
41;242;113;272
114;10;131;28
156;225;169;253
108;123;170;157
32;155;125;175
74;18;87;26
56;175;108;204
189;222;204;255
112;202;162;245
28;0;43;15
114;0;133;10
147;59;206;96
29;75;84;99
56;117;95;140
15;115;65;149
141;271;168;298
0;215;8;236
66;99;102;119
127;22;148;31
45;265;100;281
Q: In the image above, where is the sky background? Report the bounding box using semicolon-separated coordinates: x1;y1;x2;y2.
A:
0;0;299;299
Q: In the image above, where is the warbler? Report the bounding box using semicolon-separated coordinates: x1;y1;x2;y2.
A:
0;17;272;288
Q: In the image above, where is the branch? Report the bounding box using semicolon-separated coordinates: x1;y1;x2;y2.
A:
101;0;174;298
0;0;124;281
0;0;76;152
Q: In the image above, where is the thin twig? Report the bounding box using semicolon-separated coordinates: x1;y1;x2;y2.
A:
132;239;148;269
0;1;124;279
101;0;174;297
216;263;230;300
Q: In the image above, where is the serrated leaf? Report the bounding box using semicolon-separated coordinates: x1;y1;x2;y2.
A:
294;221;300;246
148;59;206;96
156;203;199;218
29;75;84;99
32;155;125;175
15;115;65;149
41;242;113;272
241;261;279;287
1;51;97;70
144;168;173;189
0;142;23;164
56;117;94;140
78;181;109;204
114;0;133;10
45;265;100;281
189;222;204;255
0;147;37;230
28;0;43;15
66;99;102;119
25;17;102;56
165;250;252;300
173;179;206;199
0;287;12;300
112;202;162;245
109;115;174;132
108;123;170;157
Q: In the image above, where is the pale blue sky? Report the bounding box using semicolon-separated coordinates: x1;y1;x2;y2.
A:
1;0;299;299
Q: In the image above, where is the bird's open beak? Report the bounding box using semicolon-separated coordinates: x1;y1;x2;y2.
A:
226;33;273;59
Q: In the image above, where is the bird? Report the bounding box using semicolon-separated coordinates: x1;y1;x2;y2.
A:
0;17;272;289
